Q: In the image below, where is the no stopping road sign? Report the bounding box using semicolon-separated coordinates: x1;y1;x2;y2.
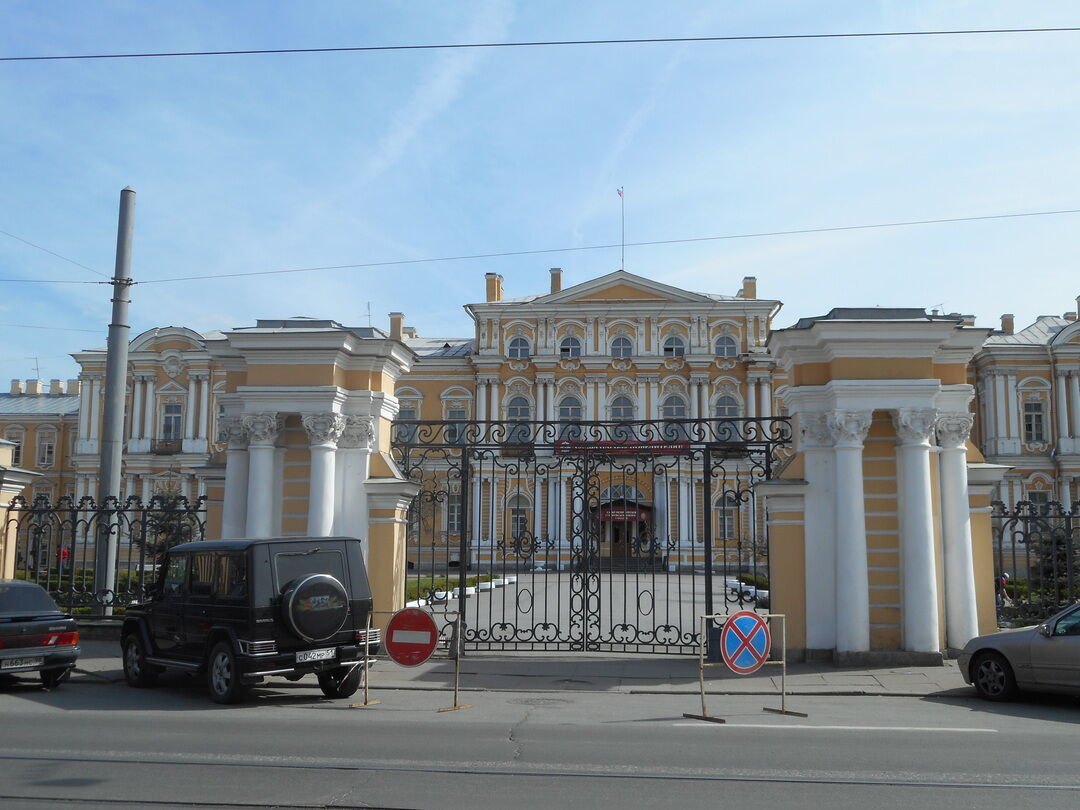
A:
720;611;771;675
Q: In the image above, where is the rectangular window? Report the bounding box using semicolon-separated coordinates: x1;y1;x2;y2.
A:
447;499;462;534
395;403;418;443
36;436;55;469
6;432;22;466
1027;490;1050;515
161;554;188;597
162;404;183;440
510;508;529;539
1023;402;1045;443
189;552;215;597
212;553;247;600
446;406;467;444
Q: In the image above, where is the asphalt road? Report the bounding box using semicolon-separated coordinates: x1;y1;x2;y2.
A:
2;661;1080;810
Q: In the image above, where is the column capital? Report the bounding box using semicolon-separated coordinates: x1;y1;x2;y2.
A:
302;413;347;447
535;372;556;383
477;374;500;386
799;412;834;449
133;371;156;382
188;369;210;381
893;408;938;446
827;409;872;447
219;417;248;450
935;412;974;450
241;412;282;446
339;415;375;449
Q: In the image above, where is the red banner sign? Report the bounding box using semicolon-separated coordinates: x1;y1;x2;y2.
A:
554;440;690;455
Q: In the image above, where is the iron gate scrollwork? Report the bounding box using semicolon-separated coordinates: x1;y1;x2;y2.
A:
393;417;791;654
6;494;207;611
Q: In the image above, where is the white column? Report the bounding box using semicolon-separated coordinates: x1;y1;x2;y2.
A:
746;378;757;419
198;375;210;439
637;378;648;417
141;476;151;505
471;473;482;558
759;378;772;419
184;377;197;440
1060;475;1072;507
90;377;102;439
828;410;872;653
1006;374;1020;439
1056;371;1070;442
78;378;91;437
689;381;699;420
800;413;837;651
894;409;941;653
489;379;500;420
142;378;155;439
981;378;996;453
654;476;668;547
542;377;555;422
533;479;543;537
545;479;557;540
243;413;280;538
1070;372;1080;441
220;419;249;538
678;479;690;555
335;418;372;542
936;413;979;648
647;376;659;420
475;378;488;421
303;413;346;537
585;378;596;420
131;377;144;440
994;372;1007;441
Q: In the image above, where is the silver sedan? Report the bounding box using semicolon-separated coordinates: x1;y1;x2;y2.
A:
958;602;1080;700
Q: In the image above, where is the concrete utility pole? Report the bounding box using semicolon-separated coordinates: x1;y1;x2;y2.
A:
94;187;136;612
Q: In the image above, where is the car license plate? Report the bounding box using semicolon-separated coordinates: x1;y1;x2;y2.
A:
2;656;44;670
296;648;336;663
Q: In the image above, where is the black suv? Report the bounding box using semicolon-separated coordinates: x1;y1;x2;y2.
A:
121;537;380;703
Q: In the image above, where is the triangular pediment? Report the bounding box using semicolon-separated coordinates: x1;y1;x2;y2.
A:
534;271;718;306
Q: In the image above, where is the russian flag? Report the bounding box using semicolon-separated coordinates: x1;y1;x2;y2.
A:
616;187;624;197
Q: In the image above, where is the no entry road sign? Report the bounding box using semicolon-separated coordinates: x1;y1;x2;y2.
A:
385;607;439;667
720;611;771;675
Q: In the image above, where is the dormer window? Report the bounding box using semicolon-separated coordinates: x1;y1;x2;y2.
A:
714;336;738;358
663;336;686;357
610;336;633;358
559;336;582;358
508;337;531;359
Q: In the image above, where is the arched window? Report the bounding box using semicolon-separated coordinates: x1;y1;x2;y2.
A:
714;396;739;418
601;484;644;501
663;336;686;357
508;337;531;359
4;427;24;467
559;336;582;358
660;395;687;419
714;336;738;358
558;395;583;440
715;493;739;540
610;336;633;358
610;396;635;421
395;397;420;442
507;396;531;443
507;494;531;539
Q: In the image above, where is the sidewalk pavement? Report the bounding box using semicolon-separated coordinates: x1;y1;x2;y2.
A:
73;639;971;698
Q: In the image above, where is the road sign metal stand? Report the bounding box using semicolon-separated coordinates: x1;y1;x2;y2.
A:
683;613;807;723
436;612;472;713
349;613;380;708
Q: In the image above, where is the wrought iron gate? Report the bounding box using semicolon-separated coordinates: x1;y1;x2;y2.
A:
393;417;791;654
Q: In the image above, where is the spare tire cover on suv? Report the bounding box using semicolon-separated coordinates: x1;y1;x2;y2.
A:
282;574;350;643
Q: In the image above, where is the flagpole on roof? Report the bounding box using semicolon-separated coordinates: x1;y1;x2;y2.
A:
617;186;625;270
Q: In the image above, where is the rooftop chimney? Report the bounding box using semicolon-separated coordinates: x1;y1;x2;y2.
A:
1000;313;1015;335
67;379;81;396
401;326;418;338
485;272;503;303
1065;312;1078;322
24;379;42;395
549;267;563;293
389;312;405;341
49;379;63;394
741;276;757;299
9;379;22;395
1076;295;1080;321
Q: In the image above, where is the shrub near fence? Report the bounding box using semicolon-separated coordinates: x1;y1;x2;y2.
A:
6;493;205;612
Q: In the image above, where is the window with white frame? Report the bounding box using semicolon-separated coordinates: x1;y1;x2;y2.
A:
507;494;530;539
162;403;183;440
611;336;633;358
714;396;739;418
4;427;24;467
507;396;531;443
559;336;582;358
663;336;686;357
1027;490;1051;514
447;496;462;533
558;395;583;439
445;404;467;444
36;428;56;469
715;493;738;539
395;399;419;443
508;337;531;359
714;335;738;358
610;395;635;420
1023;401;1046;443
661;394;688;439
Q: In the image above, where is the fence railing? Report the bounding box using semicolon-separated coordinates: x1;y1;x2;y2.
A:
992;500;1080;623
4;494;207;612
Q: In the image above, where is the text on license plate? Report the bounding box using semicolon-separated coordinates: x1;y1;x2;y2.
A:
296;648;336;663
2;657;44;670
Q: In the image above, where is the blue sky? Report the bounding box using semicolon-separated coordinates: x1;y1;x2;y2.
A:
2;1;1079;384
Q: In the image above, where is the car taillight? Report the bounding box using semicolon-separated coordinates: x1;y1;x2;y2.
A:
41;631;79;646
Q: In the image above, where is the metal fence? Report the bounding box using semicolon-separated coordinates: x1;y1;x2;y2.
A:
992;500;1080;623
5;494;207;612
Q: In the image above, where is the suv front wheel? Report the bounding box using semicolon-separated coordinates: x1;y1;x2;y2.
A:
207;641;250;704
122;634;159;688
317;664;363;699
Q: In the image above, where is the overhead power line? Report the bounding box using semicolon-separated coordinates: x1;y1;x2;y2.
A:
0;228;108;278
1;205;1077;286
0;323;100;333
2;27;1080;62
